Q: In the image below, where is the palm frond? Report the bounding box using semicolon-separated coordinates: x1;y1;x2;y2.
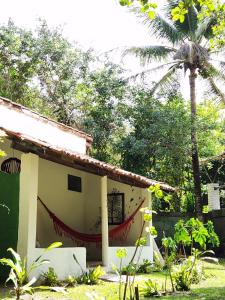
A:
206;77;225;104
202;62;225;81
166;1;198;38
150;64;180;95
132;8;184;44
126;61;182;81
123;46;176;65
195;18;213;43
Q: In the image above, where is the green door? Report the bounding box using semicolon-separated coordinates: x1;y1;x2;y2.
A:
0;171;19;281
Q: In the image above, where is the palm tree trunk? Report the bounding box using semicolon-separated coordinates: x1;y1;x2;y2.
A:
189;67;202;218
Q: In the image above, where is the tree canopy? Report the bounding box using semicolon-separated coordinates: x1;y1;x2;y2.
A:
0;18;224;212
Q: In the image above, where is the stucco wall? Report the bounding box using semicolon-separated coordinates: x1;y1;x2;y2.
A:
28;247;86;280
108;245;153;270
1;138;151;265
37;158;148;261
37;158;87;247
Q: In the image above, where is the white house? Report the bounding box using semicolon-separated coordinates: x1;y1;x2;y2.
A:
0;97;174;279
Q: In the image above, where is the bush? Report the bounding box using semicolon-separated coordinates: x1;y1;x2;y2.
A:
76;266;105;285
64;275;77;287
140;279;161;297
121;262;137;275
172;257;203;291
41;267;59;286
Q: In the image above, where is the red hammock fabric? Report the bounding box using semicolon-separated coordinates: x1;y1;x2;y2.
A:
38;197;144;244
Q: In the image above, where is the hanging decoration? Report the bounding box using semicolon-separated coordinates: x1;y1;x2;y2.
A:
1;157;21;174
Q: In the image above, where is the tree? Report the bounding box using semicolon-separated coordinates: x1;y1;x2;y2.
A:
119;0;225;48
119;88;192;211
81;61;127;164
123;0;225;216
34;20;93;125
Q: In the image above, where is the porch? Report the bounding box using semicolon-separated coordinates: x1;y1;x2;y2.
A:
18;152;153;279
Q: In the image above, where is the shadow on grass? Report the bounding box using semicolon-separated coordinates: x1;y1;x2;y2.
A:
158;286;225;300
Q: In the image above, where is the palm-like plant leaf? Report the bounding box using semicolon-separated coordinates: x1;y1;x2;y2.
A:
206;77;225;104
150;64;180;94
195;18;214;42
132;7;184;44
124;46;176;65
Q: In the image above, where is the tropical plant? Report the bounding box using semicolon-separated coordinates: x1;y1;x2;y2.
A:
119;0;225;49
76;266;105;285
140;278;162;297
174;218;220;253
124;0;225;216
0;242;62;300
137;259;153;274
41;267;59;287
162;236;177;292
64;275;77;287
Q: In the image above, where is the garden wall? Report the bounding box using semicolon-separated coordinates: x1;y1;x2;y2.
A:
153;211;225;256
153;212;194;246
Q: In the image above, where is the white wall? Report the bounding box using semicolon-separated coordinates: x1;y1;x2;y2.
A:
108;245;153;270
28;247;86;280
37;158;149;260
37;158;88;247
107;180;148;246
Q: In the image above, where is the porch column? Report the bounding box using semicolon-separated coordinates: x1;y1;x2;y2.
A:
17;153;39;259
101;175;109;267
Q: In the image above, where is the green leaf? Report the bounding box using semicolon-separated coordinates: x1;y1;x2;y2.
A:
44;242;62;252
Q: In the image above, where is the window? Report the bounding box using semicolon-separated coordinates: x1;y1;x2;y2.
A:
107;193;125;225
68;174;82;192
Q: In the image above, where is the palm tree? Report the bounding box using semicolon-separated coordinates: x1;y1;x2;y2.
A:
125;0;225;216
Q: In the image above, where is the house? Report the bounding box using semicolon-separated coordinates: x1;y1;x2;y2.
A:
0;97;174;279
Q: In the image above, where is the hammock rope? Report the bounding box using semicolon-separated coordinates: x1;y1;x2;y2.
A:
37;196;144;244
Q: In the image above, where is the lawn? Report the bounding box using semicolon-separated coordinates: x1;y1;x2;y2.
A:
0;261;225;300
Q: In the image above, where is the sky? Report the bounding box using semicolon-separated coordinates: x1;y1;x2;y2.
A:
1;0;192;98
1;0;155;51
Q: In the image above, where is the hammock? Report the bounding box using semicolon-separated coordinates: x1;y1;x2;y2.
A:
38;196;144;244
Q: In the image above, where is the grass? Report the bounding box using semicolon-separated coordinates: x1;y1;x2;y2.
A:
0;261;225;299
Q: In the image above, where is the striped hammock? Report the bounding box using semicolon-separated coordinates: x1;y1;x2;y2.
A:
38;196;144;245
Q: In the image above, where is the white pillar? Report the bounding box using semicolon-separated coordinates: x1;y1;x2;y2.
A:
208;183;220;211
17;153;39;259
101;176;109;267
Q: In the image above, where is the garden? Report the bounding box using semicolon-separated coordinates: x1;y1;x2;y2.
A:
0;197;223;300
1;0;225;299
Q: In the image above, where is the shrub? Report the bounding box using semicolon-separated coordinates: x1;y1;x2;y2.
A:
0;242;62;300
172;257;203;291
64;275;77;287
76;266;105;285
140;279;161;297
41;267;58;286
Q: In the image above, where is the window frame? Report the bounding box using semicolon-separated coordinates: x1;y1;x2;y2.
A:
67;174;82;192
107;192;125;225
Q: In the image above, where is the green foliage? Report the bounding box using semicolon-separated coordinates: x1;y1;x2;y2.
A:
121;262;136;275
0;242;62;299
172;256;203;291
81;61;127;164
64;275;77;287
41;267;59;287
140;278;161;297
76;266;105;285
174;218;220;250
116;248;127;259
